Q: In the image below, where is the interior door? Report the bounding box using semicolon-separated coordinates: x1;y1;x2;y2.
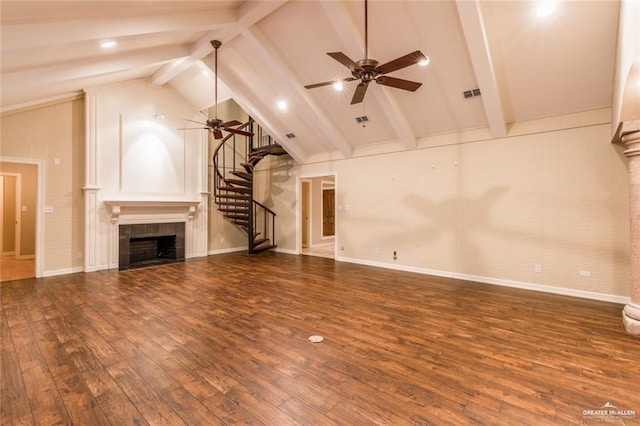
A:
302;181;310;247
322;188;335;237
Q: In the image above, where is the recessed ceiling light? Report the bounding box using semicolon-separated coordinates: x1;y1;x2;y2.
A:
418;56;430;67
197;61;211;76
536;0;556;17
277;100;288;111
333;81;344;91
100;40;117;49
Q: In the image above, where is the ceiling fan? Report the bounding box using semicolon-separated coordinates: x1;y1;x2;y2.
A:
184;40;253;140
305;0;428;105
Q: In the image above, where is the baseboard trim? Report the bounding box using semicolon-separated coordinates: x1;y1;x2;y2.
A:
274;247;298;255
207;247;247;256
335;256;630;305
42;266;84;278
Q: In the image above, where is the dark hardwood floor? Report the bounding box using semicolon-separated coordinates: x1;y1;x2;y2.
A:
1;252;639;425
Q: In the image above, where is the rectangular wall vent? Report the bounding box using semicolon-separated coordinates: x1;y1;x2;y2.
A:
463;88;482;99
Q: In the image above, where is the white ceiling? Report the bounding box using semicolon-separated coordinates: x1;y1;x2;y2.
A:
0;0;621;163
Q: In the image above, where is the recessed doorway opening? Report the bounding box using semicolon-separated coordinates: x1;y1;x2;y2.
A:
299;173;336;259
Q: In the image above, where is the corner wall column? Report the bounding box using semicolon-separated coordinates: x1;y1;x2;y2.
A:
618;120;640;336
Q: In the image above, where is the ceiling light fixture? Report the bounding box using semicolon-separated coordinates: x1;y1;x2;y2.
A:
333;81;344;91
418;56;430;67
100;40;117;49
536;0;557;18
197;61;211;76
277;100;288;111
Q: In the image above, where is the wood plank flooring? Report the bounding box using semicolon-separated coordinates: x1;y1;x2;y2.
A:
0;255;35;282
1;252;639;425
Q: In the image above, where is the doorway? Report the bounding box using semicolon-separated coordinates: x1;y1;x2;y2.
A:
299;173;336;259
1;161;39;281
302;181;310;248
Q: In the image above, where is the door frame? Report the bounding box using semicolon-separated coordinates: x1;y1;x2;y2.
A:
296;171;337;255
0;157;45;277
0;172;22;258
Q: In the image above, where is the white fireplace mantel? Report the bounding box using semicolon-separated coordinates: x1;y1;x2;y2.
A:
101;199;204;270
104;200;201;224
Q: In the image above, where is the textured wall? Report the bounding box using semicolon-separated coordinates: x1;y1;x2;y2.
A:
0;97;85;273
257;115;631;298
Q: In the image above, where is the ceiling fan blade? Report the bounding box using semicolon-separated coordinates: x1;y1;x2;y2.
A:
327;52;362;72
351;82;369;104
185;118;207;125
376;50;426;75
305;77;358;90
213;129;223;139
305;81;337;89
222;120;242;127
225;128;254;137
375;76;422;91
178;127;208;131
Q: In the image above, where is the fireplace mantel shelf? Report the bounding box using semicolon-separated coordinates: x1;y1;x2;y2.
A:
104;200;200;208
104;200;201;223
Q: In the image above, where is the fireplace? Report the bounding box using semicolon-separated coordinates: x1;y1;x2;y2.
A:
119;222;185;270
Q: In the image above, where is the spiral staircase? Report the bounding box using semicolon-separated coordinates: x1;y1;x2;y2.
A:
212;118;288;253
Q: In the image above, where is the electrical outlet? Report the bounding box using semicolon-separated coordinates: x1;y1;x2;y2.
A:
534;264;542;273
393;250;397;260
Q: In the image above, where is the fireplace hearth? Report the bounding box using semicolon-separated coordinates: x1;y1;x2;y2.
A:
119;222;185;270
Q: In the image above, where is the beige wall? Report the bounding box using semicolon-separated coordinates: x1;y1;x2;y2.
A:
0;97;85;273
256;114;631;298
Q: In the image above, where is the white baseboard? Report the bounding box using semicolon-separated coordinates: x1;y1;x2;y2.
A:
335;255;630;305
207;247;247;256
42;266;84;277
275;247;298;255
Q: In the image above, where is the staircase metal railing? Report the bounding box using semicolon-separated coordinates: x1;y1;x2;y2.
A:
212;117;279;253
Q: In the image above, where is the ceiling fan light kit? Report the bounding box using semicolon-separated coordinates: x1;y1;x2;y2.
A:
180;40;254;140
305;0;427;104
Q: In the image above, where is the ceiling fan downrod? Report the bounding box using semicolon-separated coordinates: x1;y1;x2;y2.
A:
364;0;368;60
211;40;222;120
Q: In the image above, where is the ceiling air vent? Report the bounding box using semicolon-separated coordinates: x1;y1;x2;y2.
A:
355;115;369;124
463;88;481;99
285;133;296;139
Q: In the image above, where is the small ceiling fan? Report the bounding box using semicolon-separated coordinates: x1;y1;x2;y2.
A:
184;40;253;140
305;0;428;104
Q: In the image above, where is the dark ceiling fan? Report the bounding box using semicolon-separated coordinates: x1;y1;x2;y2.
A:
305;0;428;105
184;40;253;140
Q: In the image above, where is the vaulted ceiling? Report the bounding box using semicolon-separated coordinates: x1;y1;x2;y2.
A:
0;0;621;163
